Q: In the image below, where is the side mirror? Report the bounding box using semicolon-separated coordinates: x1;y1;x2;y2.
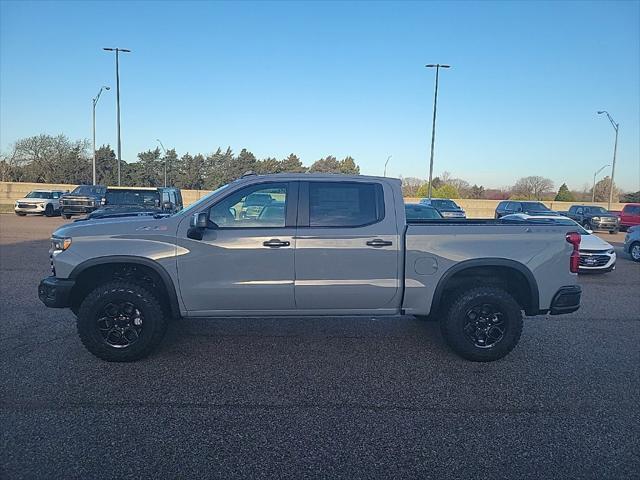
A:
162;201;173;211
190;212;209;229
187;212;209;240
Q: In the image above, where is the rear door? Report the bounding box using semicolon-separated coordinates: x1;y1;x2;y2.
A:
294;180;401;313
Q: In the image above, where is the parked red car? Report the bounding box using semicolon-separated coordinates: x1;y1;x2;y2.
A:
619;203;640;231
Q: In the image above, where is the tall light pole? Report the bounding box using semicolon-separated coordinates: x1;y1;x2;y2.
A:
383;155;392;177
156;139;167;187
92;86;110;185
103;47;131;186
597;111;619;210
591;164;610;203
425;64;450;199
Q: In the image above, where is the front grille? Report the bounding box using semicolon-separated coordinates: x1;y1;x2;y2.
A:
579;254;611;267
62;199;92;206
17;203;38;209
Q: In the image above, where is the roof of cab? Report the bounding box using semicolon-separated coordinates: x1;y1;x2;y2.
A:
233;173;401;183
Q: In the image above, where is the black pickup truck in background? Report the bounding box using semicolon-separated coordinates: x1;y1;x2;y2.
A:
84;187;183;220
563;205;619;233
60;185;107;219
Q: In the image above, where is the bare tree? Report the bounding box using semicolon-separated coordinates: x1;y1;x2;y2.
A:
511;176;554;200
401;177;424;197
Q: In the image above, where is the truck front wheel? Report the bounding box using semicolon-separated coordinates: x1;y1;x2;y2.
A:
76;281;168;362
440;286;523;362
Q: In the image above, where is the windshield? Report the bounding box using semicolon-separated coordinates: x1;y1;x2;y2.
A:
180;184;231;216
105;189;159;207
25;191;52;199
71;185;105;196
588;206;609;214
405;205;442;220
431;199;459;209
523;202;550;212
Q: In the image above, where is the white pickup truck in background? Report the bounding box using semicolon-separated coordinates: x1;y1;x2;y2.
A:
39;174;582;363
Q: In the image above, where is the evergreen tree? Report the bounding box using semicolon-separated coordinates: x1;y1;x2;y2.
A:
554;183;574;201
309;156;341;173
136;148;162;186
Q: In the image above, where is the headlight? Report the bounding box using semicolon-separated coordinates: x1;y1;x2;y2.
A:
51;236;72;252
592;217;600;221
607;249;615;254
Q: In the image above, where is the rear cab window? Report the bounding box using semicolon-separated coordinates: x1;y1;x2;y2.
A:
304;181;384;227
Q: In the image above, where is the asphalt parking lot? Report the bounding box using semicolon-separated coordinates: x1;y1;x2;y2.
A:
1;214;639;480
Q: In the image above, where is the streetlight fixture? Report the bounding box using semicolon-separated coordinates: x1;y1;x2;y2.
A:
425;64;451;199
156;139;167;187
103;47;131;186
597;110;619;210
591;164;610;203
383;155;392;177
92;86;110;185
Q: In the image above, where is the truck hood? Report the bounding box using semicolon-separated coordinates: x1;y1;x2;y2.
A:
16;197;48;203
579;233;613;251
53;215;176;238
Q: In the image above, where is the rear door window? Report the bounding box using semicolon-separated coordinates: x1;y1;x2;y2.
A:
307;182;384;227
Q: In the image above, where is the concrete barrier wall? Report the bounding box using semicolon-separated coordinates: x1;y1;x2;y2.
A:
1;182;626;218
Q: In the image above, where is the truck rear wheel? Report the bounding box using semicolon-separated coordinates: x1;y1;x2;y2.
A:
76;281;168;362
440;286;523;362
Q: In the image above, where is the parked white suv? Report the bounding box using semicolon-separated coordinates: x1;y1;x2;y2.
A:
14;190;65;217
502;214;616;273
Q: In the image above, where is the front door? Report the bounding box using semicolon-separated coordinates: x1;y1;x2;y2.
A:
177;182;297;315
293;181;401;313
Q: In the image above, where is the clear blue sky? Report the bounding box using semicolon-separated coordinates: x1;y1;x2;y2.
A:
1;0;639;191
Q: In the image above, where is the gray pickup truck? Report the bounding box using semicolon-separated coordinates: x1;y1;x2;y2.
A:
39;174;582;362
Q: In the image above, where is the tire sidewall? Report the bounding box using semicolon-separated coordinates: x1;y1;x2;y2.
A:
631;242;640;262
44;204;54;217
77;282;166;361
441;287;523;362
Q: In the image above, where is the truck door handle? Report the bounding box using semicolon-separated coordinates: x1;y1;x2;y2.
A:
263;239;290;248
366;239;393;247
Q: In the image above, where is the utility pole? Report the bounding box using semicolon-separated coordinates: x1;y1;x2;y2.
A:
92;86;110;185
383;155;392;177
591;164;610;203
425;64;450;199
597;111;619;210
103;47;131;186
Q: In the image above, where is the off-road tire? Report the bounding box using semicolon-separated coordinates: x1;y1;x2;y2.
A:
77;281;168;362
440;286;523;362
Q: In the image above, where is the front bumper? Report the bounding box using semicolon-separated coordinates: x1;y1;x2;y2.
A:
549;285;581;315
61;205;95;215
441;212;466;218
15;203;46;214
38;276;75;308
